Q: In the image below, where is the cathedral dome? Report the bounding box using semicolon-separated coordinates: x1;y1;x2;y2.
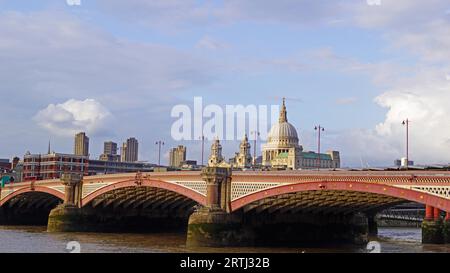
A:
268;121;299;143
266;98;299;146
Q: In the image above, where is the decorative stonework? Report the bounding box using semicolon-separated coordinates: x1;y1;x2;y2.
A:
0;188;15;200
48;185;65;194
231;182;283;201
410;186;450;199
82;183;111;198
172;180;207;196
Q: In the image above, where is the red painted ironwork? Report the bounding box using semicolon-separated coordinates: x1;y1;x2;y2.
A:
81;179;207;207
231;181;450;213
0;186;64;206
425;205;434;220
434;207;441;221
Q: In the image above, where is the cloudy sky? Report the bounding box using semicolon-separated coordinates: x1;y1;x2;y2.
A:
1;0;450;167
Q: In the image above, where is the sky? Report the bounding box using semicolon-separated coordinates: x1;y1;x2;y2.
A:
1;0;450;167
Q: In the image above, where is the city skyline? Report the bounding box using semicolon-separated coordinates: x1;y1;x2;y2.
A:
1;1;450;167
1;1;450;255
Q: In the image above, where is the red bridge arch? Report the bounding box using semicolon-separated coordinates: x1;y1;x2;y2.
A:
231;181;450;213
0;186;64;207
81;179;207;207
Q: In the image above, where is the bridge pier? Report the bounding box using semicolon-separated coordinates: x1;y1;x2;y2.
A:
444;212;450;244
422;205;444;244
187;167;253;247
47;173;84;232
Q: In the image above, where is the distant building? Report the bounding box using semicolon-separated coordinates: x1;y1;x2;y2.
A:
88;159;155;175
262;99;340;170
23;151;156;180
11;157;20;170
99;141;120;162
208;139;230;168
395;158;414;168
23;152;89;180
104;141;118;155
11;159;23;182
169;145;187;168
0;159;11;172
74;132;89;157
99;153;121;162
231;134;253;169
121;137;139;162
180;160;200;170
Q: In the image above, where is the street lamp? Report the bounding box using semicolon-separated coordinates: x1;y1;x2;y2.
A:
199;135;205;166
314;125;325;171
402;119;410;169
155;141;165;166
251;131;260;169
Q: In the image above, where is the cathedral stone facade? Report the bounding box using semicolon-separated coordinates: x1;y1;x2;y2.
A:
261;99;340;170
208;99;341;170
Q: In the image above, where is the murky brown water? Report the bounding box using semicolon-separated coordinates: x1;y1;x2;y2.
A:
0;226;448;253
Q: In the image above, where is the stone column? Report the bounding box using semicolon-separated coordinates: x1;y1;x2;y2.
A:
422;205;444;244
47;173;86;232
203;168;222;209
61;173;82;207
187;167;251;247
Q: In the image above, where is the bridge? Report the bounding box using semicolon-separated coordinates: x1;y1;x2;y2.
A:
1;168;449;246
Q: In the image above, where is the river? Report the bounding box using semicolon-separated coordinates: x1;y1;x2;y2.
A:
0;226;448;253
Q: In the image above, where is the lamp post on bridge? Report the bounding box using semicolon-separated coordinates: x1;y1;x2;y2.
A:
251;131;260;169
402;119;410;169
314;125;325;171
155;140;165;166
199;135;205;166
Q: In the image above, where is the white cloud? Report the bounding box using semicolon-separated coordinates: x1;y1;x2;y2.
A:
335;73;450;166
34;99;112;137
373;78;450;163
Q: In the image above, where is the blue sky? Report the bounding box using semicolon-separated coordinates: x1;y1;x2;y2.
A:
1;0;450;167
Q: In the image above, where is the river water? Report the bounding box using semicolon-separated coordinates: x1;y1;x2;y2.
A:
0;226;448;253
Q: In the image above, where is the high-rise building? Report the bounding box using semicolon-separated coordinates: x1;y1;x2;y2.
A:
169;145;187;168
121;142;127;162
99;141;120;162
74;132;89;157
104;141;118;155
121;137;139;162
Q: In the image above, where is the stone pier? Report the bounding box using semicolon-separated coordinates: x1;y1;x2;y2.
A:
422;205;445;244
187;167;253;247
47;173;84;232
186;166;370;247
